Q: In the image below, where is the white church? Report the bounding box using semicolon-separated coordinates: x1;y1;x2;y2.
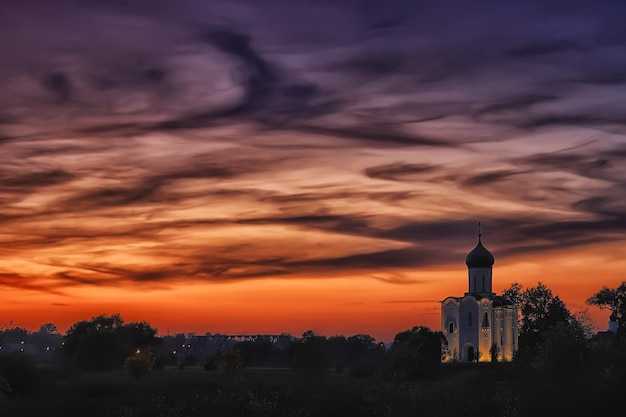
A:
441;226;518;362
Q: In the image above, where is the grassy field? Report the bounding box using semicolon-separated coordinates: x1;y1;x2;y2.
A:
2;365;374;417
0;361;619;417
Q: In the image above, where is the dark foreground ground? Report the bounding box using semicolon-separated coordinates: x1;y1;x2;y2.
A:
0;362;619;417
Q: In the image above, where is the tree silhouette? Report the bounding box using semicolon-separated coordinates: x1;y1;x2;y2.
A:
489;343;499;362
38;323;58;335
290;330;329;377
505;282;572;352
505;282;589;370
587;282;626;338
64;314;160;372
386;326;445;380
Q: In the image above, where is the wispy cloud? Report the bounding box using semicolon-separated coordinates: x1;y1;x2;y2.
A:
0;0;625;298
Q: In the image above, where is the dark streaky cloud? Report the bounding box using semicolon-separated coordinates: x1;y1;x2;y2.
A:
0;0;625;292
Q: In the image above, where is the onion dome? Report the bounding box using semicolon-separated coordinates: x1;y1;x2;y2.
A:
465;224;494;267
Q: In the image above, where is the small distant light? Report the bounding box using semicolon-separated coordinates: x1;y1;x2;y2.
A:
20;348;24;352
61;342;65;346
172;350;177;355
187;344;191;348
46;347;50;351
20;340;25;344
136;348;141;354
181;344;185;348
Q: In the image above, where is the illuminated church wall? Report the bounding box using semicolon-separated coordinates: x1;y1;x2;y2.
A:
441;228;518;362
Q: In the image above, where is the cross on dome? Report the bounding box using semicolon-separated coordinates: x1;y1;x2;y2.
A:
465;222;494;268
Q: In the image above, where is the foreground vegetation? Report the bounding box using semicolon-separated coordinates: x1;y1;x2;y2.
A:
0;352;624;417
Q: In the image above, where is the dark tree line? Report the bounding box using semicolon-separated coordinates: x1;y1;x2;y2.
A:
288;331;388;377
3;281;626;381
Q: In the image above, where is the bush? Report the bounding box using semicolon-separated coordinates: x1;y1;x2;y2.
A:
123;349;156;379
0;354;40;396
203;357;218;371
0;376;12;400
348;359;378;379
74;331;124;371
291;335;329;377
152;354;167;371
384;326;445;381
217;347;244;375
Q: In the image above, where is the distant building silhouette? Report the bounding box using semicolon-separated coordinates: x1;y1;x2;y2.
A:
0;330;62;359
590;312;619;350
0;341;39;355
161;332;295;363
441;224;518;362
608;312;618;334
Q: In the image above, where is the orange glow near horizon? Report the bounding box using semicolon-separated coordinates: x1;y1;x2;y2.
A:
2;239;623;342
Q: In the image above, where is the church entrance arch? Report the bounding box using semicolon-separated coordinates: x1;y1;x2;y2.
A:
467;346;475;362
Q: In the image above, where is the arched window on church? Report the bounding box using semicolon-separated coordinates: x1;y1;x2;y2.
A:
482;312;489;328
468;312;472;326
448;322;454;333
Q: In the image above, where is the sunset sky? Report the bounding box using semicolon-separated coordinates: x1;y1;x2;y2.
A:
1;0;625;343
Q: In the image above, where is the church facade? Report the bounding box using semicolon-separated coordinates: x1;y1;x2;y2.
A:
441;229;518;362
